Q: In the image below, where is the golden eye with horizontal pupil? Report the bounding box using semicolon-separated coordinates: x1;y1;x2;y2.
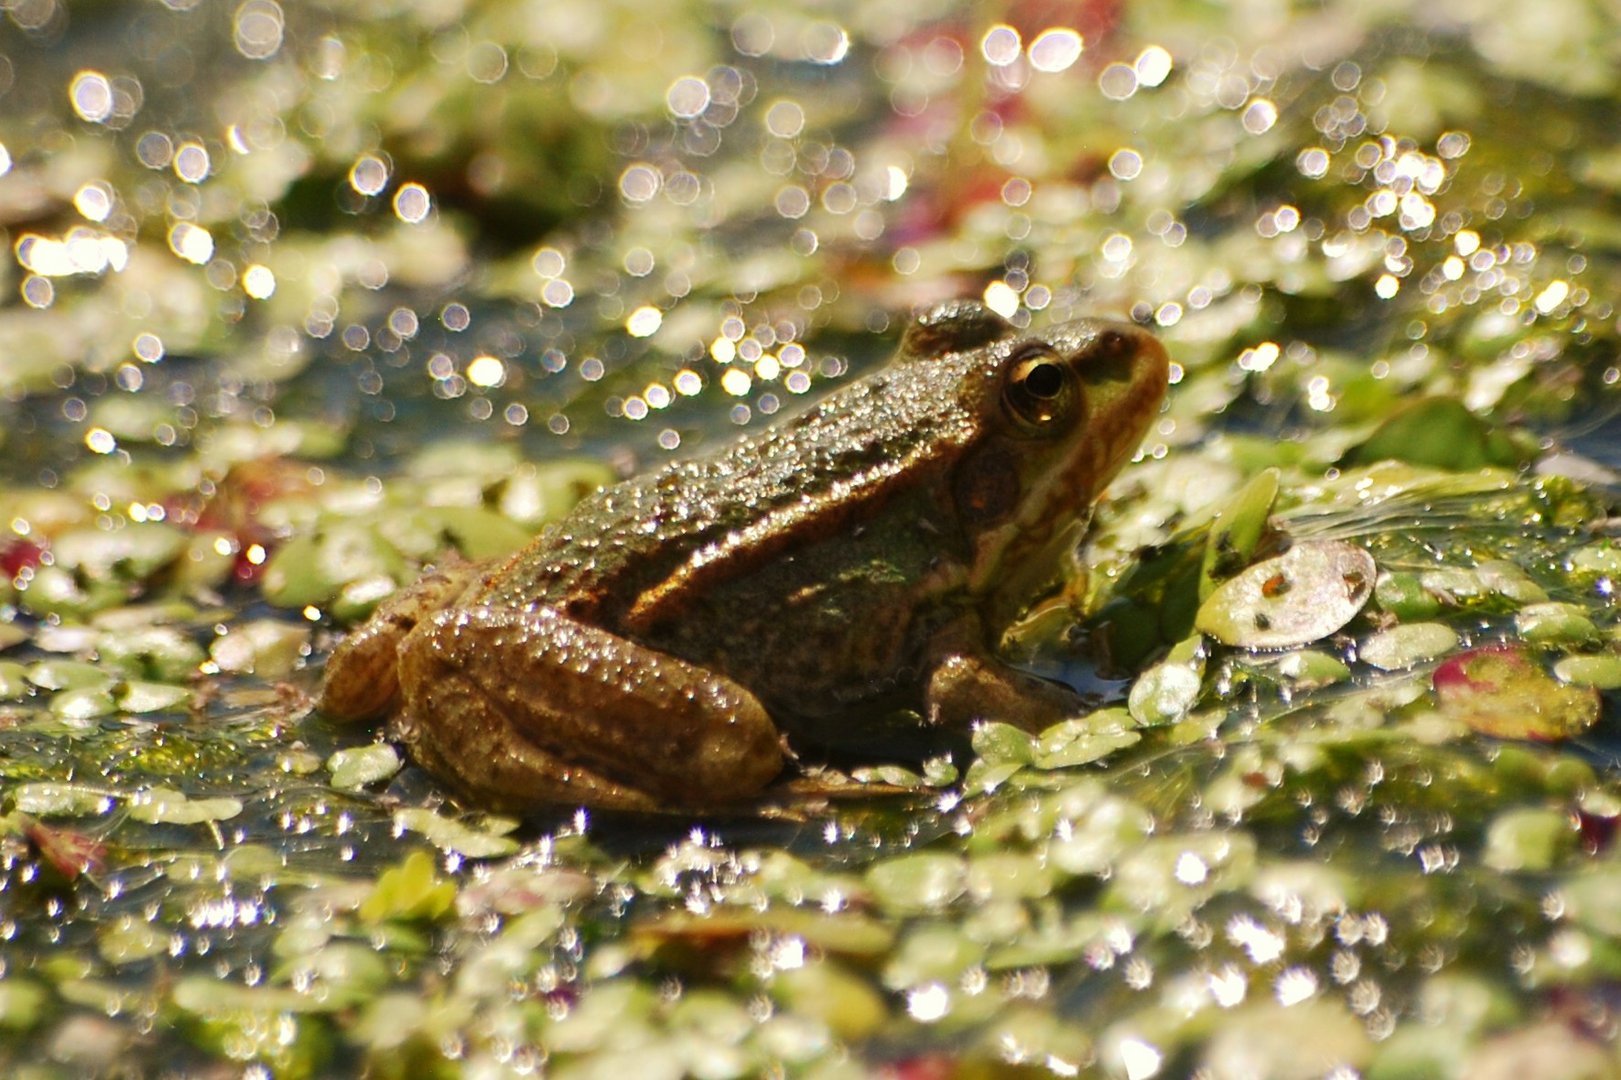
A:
1005;349;1075;428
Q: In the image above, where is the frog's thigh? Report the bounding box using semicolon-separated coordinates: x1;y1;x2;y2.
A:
927;653;1085;733
396;606;784;810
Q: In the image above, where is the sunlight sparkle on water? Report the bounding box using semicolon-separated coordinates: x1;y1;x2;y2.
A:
1274;967;1319;1006
242;264;276;299
1028;29;1083;73
1173;852;1208;885
393;183;431;223
349;155;389;196
69;71;113;123
906;982;951;1022
626;306;663;337
981;25;1022;66
73;182;113;222
173;142;211;183
466;356;506;388
168;223;214;265
234;0;285;59
983;280;1020;318
1136;45;1173;86
1117;1037;1162;1080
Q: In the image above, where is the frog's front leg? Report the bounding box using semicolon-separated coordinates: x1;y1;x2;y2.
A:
926;653;1088;733
393;606;785;812
924;618;1087;734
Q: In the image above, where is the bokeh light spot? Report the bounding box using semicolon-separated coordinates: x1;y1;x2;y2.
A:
233;0;284;59
1028;28;1083;73
983;280;1020;317
350;155;390;196
1099;62;1138;100
626;306;663;337
666;76;710;119
73;182;113;222
981;25;1021;66
765;100;805;138
619;163;661;203
70;71;114;123
242;264;276;299
1242;98;1279;134
1136;45;1173;86
173;142;211;183
466;355;506;387
393;183;431;223
168;222;214;264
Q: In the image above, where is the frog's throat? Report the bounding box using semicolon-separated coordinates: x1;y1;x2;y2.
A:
974;514;1090;629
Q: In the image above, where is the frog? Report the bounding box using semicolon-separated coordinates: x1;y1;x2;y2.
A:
319;300;1169;812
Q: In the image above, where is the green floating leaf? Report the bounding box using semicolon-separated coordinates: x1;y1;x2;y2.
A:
400;506;533;562
864;853;967;915
393;808;519;859
1481;807;1576;872
1034;709;1142;769
98;915;169;966
1361;622;1460;671
209;619;310;677
1514;601;1600;645
96;626;206;682
9;783;114;818
1374;571;1443;621
51;522;188;582
1128;660;1202;726
1272;648;1353;688
771;961;888;1042
1475;559;1549;604
261;523;407;610
50;686;116;721
970;721;1035;767
1199;467;1280;601
1195;540;1376;649
26;659;115;693
327;743;403;790
1554;652;1621;689
117;681;192;714
126;786;243;825
0;661;30;700
0;978;49;1032
1347;397;1525;470
1569;543;1621;580
1434;645;1600;741
358;850;457;924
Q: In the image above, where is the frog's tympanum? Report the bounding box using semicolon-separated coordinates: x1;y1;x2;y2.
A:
320;302;1169;811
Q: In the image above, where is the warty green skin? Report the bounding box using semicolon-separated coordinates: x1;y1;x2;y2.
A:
319;302;1170;812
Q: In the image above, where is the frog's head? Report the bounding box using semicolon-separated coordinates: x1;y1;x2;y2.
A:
921;302;1170;628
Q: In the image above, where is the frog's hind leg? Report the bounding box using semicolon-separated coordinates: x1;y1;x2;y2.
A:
393;659;667;813
318;559;477;722
394;606;785;812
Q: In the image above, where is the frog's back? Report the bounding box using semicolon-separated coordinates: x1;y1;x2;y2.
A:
475;355;983;617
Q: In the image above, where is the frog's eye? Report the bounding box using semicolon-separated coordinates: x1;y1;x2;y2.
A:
1004;348;1076;430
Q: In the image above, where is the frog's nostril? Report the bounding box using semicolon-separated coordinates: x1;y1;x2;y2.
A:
1095;328;1133;361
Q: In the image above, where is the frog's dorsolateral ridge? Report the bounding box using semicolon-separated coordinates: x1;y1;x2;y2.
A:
319;301;1170;811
